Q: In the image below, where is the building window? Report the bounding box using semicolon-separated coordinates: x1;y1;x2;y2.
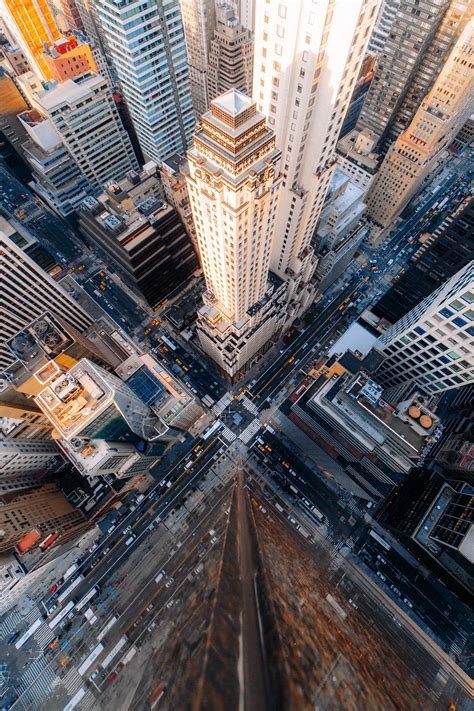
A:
278;4;287;18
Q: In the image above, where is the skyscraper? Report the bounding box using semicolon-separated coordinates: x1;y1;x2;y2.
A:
375;261;474;397
19;71;138;191
180;0;216;118
93;0;195;162
0;228;93;370
208;2;253;101
0;439;61;496
186;89;286;379
253;0;379;319
357;0;471;153
365;20;473;228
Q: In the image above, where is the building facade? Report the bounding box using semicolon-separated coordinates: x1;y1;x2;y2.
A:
365;20;473;228
0;439;60;496
372;200;474;324
20;72;138;191
93;0;195;162
180;0;216;118
0;229;93;371
208;3;253;102
252;0;379;321
375;261;474;397
78;167;197;308
186;89;286;379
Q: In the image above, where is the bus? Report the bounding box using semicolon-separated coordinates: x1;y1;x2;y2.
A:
76;587;99;612
49;600;75;630
160;335;177;351
57;575;84;603
202;420;223;441
14;618;42;650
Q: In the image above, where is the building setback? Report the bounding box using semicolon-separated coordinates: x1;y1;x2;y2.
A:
78;167;197;308
186;89;287;380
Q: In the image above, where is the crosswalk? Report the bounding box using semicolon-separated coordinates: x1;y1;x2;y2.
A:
220;424;237;443
34;621;55;647
239;395;259;415
62;667;83;696
0;610;24;640
212;393;231;416
18;658;59;708
239;418;261;444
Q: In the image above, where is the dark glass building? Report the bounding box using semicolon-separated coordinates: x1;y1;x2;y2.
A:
372;200;474;324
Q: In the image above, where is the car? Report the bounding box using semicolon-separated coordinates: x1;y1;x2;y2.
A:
390;585;401;597
376;571;386;582
166;599;175;609
49;583;59;594
288;516;298;526
165;578;175;588
403;598;413;609
348;598;358;609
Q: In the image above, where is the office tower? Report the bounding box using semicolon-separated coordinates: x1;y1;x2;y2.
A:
313;170;367;291
56;0;85;33
41;34;97;81
78;167;197;308
290;362;439;501
0;439;61;496
18;110;92;217
34;358;171;442
93;0;195;163
0;0;61;79
372;200;474;324
375;261;474;397
186;90;286;380
357;0;471;152
0;482;88;554
0;229;92;371
180;0;216;118
158;153;198;250
0;401;53;441
208;3;253;102
20;72;138;191
368;0;399;54
365;21;473;228
253;0;379;319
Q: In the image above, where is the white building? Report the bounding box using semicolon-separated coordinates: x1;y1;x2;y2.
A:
19;110;92;217
180;0;216;118
186;89;287;379
0;224;93;371
336;128;379;191
19;72;137;191
375;261;474;397
93;0;195;162
252;0;380;321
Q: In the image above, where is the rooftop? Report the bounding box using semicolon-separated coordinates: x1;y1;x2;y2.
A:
211;89;254;117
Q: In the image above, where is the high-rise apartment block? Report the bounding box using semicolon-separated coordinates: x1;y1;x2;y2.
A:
180;0;216;118
0;226;93;370
367;0;399;54
94;0;195;162
18;109;92;217
375;261;474;397
20;72;138;191
357;0;471;152
78;166;197;308
366;20;473;227
208;3;253;101
253;0;379;319
186;90;286;379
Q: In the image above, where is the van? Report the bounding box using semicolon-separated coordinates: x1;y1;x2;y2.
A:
125;536;135;546
289;485;298;494
275;503;284;513
265;425;276;435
